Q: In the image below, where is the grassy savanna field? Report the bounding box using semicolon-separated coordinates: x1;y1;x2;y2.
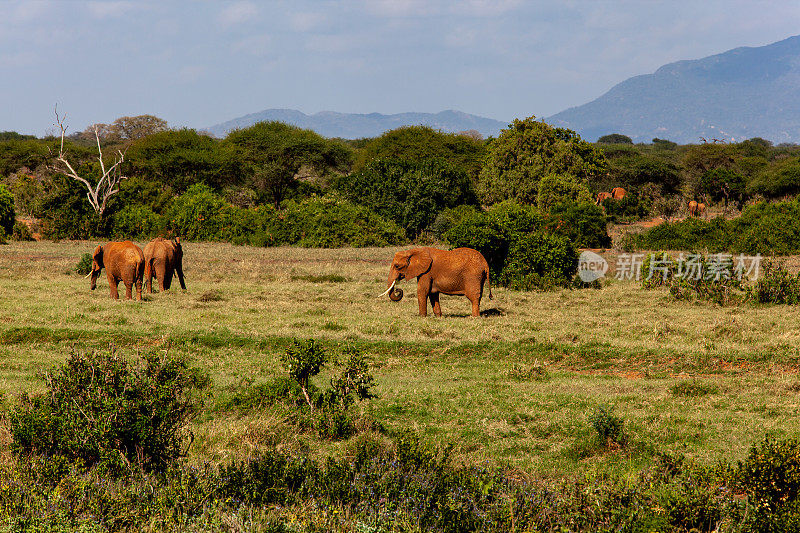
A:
1;239;800;482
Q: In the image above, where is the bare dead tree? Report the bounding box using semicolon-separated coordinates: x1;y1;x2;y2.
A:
50;106;127;216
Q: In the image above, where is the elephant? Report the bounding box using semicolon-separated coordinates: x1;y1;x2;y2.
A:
688;200;699;216
144;237;186;293
595;191;613;205
611;187;627;200
697;202;707;218
379;247;492;317
89;241;145;300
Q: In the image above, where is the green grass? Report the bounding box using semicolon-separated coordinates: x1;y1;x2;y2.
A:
2;240;800;479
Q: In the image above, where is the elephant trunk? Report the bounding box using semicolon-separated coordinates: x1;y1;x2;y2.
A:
389;286;404;301
377;278;404;301
89;268;100;290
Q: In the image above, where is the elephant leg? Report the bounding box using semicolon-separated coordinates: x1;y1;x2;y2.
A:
124;281;133;300
429;293;442;317
417;285;429;317
163;269;173;291
176;265;186;290
135;277;143;301
469;296;481;317
107;273;119;299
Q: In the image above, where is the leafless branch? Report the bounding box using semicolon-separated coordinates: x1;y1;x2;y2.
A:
50;105;127;216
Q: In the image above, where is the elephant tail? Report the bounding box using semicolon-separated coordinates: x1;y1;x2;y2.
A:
486;269;493;300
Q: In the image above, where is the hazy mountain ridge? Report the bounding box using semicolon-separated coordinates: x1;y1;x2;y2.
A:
206;109;508;139
548;35;800;144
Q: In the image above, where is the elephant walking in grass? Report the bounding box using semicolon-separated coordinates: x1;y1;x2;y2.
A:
89;241;145;300
380;247;492;317
144;237;186;293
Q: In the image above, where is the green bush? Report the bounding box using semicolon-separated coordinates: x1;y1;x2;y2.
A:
588;406;627;447
535;173;593;211
737;437;800;530
630;198;800;255
641;252;674;289
75;252;93;275
544;201;611;248
9;348;209;476
111;204;165;238
272;196;406;248
600;192;651;223
11;220;33;241
333;158;477;237
748;260;800;304
429;205;481;241
500;232;578;290
444;201;580;289
443;210;509;278
0;183;14;236
164;183;235;241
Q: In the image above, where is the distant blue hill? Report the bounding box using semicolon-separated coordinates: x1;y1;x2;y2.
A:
205;109;508;140
548;35;800;144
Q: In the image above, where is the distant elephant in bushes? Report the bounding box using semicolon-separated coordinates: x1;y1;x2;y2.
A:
90;241;145;300
596;191;613;205
144;237;186;293
697;202;707;218
380;247;492;317
611;187;627;200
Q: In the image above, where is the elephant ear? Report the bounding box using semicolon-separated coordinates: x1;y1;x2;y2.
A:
92;244;104;268
404;249;432;279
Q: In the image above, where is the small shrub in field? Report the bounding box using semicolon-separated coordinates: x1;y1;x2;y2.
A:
281;339;328;411
747;260;800;304
11;220;33;241
507;362;549;381
9;347;209;475
588;406;627;447
196;290;225;302
641;252;674;289
75;252;93;275
670;380;718;397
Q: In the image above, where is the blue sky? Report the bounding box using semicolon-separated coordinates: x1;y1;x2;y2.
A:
2;0;799;136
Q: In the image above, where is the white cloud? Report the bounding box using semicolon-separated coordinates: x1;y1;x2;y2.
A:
219;1;258;27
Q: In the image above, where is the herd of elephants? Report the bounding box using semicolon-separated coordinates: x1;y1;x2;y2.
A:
91;186;712;316
89;238;492;317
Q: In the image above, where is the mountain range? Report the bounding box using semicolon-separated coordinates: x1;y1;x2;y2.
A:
206;35;800;144
205;109;508;140
548;35;800;144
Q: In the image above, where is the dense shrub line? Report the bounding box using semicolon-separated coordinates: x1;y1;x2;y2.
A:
110;184;407;248
627;197;800;255
3;432;800;531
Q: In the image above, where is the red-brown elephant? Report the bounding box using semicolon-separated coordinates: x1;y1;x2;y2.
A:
380;247;492;317
611;187;627;200
144;237;186;293
89;241;145;300
596;191;613;205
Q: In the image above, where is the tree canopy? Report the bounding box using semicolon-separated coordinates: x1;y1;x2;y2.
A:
477;117;607;205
